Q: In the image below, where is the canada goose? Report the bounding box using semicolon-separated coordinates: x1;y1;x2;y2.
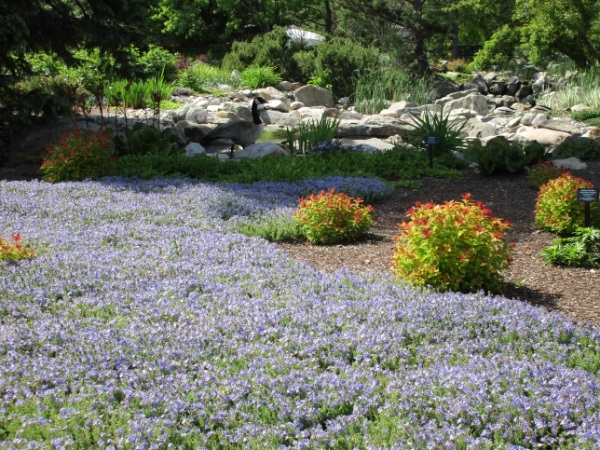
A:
201;97;268;158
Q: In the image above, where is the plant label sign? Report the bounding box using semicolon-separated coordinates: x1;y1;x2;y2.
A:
425;136;438;169
577;188;599;227
577;188;599;203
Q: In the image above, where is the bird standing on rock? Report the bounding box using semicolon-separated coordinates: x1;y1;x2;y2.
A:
201;97;268;158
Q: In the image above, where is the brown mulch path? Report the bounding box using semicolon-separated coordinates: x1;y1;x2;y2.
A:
279;162;600;327
1;151;599;326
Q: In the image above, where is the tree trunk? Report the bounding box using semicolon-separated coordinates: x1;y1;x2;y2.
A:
325;0;333;34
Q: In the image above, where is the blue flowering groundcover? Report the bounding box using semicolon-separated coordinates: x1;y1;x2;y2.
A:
1;177;599;449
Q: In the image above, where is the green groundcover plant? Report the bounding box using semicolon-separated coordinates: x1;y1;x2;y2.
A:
0;233;35;262
393;193;512;293
542;227;600;268
535;174;600;234
40;128;116;182
293;188;375;244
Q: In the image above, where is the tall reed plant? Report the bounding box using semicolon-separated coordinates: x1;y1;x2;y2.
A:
354;68;436;114
542;63;600;110
286;115;341;154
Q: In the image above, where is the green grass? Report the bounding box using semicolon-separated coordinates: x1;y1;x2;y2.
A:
544;63;600;110
108;146;464;185
354;68;437;115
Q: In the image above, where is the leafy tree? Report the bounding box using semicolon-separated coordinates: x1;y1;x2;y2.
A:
0;0;158;89
336;0;453;73
152;0;322;59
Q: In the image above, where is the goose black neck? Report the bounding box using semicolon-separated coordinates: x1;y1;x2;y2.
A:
252;101;262;124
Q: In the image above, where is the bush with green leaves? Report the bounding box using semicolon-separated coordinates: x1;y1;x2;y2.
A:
40;129;116;182
241;66;282;89
541;227;600;268
309;37;380;100
0;233;35;262
392;193;512;294
535;174;600;234
400;109;466;157
293;188;375;244
570;109;600;123
463;137;546;175
116;123;178;157
552;136;600;161
136;45;180;82
286;115;341;154
526;161;569;189
222;26;302;81
178;63;235;92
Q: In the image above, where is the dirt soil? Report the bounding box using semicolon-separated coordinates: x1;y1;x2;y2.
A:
1;144;599;326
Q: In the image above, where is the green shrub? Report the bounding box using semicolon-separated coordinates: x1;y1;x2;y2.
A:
222;27;301;81
401;109;466;157
293;188;375;244
541;227;600;268
535;174;600;234
116;123;177;156
178;63;234;92
310;37;380;99
241;66;282;88
392;193;512;293
137;45;180;82
552;136;600;161
463;137;546;175
570;109;600;123
526;161;569;189
40;129;116;182
0;233;35;262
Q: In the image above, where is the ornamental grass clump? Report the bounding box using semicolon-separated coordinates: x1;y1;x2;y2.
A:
40;128;116;182
0;233;35;262
535;174;600;234
393;193;511;293
293;188;375;244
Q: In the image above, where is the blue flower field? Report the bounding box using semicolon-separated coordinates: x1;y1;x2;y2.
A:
1;177;599;449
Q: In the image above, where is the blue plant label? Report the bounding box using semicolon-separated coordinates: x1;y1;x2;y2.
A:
577;188;599;203
425;136;439;145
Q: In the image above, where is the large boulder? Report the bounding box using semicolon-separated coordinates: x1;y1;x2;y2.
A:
515;126;571;146
336;117;413;138
437;93;490;116
293;85;335;108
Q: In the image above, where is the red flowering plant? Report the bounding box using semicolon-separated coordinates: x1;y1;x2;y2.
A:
535;174;600;235
0;233;35;262
392;193;512;293
40;128;116;182
293;188;375;244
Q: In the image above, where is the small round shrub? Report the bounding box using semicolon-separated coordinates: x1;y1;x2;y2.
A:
392;193;511;293
535;174;600;234
40;129;116;182
241;65;282;89
0;233;35;262
526;161;569;189
552;136;600;161
293;188;375;244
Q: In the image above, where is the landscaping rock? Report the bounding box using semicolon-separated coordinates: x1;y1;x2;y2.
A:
185;142;206;157
235;143;289;159
293;85;335;107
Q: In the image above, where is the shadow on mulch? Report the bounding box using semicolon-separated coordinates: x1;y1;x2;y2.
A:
503;283;561;311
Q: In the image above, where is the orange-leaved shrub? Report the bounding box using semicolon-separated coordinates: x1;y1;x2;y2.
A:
392;193;512;293
40;128;115;182
0;233;35;262
535;174;599;234
293;188;375;244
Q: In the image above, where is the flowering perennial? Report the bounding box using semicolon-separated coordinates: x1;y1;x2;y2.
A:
1;177;599;448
